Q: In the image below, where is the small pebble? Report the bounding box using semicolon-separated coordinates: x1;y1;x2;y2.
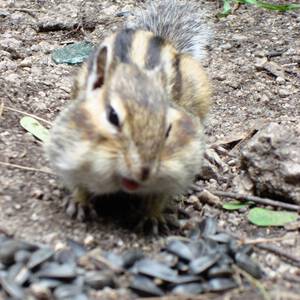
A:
278;88;290;97
19;57;32;67
220;43;232;50
84;235;95;247
30;213;39;221
281;232;297;247
30;283;52;299
13;204;22;210
186;195;199;204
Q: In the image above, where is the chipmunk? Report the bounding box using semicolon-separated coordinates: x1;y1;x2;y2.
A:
45;0;212;233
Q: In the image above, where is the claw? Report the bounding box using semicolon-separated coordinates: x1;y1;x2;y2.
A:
159;219;170;235
135;217;159;236
65;198;77;218
63;187;97;221
76;204;88;221
177;207;190;218
134;210;177;235
164;214;180;229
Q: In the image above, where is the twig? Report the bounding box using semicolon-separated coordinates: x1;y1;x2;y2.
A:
214;231;300;266
282;273;300;284
285;69;300;80
4;8;42;18
5;8;42;12
233;265;270;300
208;227;300;268
220;230;289;249
0;101;3;117
270;291;300;300
138;296;215;300
3;106;52;126
0;161;55;175
243;236;287;245
38;21;80;32
255;244;300;267
210;190;300;212
282;63;299;67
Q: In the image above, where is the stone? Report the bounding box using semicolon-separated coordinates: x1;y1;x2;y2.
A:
239;123;300;204
278;88;290;98
0;38;23;51
52;42;94;65
199;159;219;180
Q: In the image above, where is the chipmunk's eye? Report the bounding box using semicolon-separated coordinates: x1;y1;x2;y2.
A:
107;105;120;128
165;124;172;139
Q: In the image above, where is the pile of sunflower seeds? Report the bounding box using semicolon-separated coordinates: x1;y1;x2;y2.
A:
0;218;263;299
126;217;263;296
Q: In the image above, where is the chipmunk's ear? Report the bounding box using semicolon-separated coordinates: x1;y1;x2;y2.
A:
86;46;108;92
94;46;108;89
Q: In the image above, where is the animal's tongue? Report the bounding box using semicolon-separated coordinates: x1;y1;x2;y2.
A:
121;178;140;191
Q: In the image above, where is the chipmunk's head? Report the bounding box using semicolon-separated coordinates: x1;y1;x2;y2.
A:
67;44;204;195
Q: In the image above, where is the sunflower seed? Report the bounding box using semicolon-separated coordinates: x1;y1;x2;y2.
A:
130;275;164;297
189;254;221;274
166;240;194;261
27;247;54;269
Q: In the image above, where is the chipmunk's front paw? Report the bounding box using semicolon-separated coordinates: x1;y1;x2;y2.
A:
63;188;97;221
135;215;166;236
135;197;180;235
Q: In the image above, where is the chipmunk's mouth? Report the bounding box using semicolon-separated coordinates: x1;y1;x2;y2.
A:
121;178;140;191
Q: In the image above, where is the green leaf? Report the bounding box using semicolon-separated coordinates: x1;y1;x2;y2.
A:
52;42;94;65
237;0;257;4
248;208;298;227
256;2;300;12
20;116;49;142
223;201;250;210
236;0;300;11
219;0;233;17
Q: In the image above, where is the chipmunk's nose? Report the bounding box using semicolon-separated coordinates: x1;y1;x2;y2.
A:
140;166;150;181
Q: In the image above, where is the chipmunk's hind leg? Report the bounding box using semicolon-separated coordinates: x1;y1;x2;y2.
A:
64;186;97;221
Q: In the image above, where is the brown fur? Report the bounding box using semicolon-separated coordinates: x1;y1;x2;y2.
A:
46;24;211;231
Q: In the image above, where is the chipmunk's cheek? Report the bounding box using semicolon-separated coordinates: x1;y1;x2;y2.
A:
121;177;140;191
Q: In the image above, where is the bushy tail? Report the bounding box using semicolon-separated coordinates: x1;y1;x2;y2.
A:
126;0;212;61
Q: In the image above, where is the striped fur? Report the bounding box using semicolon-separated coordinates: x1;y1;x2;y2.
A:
126;0;212;61
46;1;212;227
84;28;211;119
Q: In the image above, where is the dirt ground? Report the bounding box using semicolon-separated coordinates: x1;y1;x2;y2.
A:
0;0;299;299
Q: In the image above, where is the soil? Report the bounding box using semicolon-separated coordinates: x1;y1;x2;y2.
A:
0;0;299;299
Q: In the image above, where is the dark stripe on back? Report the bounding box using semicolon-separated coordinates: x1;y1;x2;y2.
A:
114;29;135;63
172;55;182;101
145;36;164;69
